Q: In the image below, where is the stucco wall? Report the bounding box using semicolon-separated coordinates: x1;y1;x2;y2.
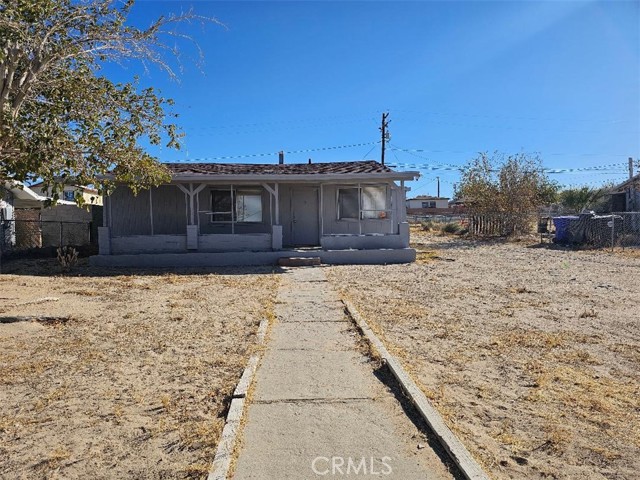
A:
320;234;405;250
111;235;186;254
111;233;272;254
198;233;271;252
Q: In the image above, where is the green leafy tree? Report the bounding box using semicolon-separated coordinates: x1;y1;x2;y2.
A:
0;0;218;203
455;152;558;235
558;186;608;213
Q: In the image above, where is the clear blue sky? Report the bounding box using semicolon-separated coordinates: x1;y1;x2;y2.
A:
112;0;640;198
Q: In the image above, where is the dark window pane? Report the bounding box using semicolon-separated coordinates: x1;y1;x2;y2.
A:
338;188;359;219
211;190;232;222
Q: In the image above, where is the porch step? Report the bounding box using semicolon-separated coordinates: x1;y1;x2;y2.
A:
277;256;322;267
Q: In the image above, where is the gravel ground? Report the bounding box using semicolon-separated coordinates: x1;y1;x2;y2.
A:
327;229;640;480
0;259;279;479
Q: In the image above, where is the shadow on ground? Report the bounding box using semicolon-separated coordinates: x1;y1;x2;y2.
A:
0;257;286;277
372;364;467;480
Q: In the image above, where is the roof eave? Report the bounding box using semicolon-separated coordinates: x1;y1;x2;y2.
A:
169;171;420;182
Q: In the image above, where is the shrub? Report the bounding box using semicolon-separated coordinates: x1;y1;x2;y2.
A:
57;246;78;271
421;220;435;232
442;222;462;234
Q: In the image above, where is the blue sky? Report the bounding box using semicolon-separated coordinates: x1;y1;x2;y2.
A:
113;0;640;198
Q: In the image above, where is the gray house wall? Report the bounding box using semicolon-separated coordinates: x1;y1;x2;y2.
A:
152;185;187;234
110;186;152;236
103;179;410;255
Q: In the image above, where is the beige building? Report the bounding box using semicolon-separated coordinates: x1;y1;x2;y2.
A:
29;183;103;206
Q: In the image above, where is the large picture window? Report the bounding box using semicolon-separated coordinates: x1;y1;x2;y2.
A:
337;185;389;220
211;188;263;223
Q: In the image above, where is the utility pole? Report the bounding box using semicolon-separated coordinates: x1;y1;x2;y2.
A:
380;112;389;165
630;157;636;211
437;176;440;198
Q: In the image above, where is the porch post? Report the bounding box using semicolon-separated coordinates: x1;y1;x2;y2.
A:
274;183;280;224
358;183;362;235
319;183;324;237
176;183;206;250
98;194;111;254
261;182;282;250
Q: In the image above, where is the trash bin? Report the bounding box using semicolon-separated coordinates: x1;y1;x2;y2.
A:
552;216;579;243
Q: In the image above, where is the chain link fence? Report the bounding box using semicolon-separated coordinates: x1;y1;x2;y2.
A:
0;219;96;259
409;211;640;250
546;212;640;249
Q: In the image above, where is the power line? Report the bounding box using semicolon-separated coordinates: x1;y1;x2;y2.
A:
392;108;639;127
388;144;630;173
390;145;634;159
169;141;380;163
182;111;385;133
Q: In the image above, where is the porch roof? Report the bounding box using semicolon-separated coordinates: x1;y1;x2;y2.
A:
164;161;419;182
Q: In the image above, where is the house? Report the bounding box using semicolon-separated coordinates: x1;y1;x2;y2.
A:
1;181;98;251
607;173;639;212
406;195;452;215
29;182;103;206
92;160;419;267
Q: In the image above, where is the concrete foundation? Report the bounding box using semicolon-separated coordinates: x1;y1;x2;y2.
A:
89;248;416;267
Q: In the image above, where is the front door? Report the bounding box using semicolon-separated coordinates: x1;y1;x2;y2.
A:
291;187;319;246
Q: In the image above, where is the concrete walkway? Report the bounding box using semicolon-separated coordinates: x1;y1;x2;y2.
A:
232;267;457;479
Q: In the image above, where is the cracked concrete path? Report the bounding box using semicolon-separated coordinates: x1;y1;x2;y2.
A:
232;267;457;479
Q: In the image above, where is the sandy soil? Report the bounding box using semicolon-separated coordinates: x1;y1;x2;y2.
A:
327;229;640;479
0;259;278;479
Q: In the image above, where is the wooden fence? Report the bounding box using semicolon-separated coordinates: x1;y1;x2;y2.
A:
469;214;508;236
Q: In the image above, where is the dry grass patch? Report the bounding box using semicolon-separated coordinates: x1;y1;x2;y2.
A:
327;232;640;479
0;262;279;479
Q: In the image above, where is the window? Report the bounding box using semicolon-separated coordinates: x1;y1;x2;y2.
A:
235;190;262;222
337;185;389;220
63;190;75;202
211;190;232;222
421;201;436;208
211;188;263;223
337;188;359;220
361;186;388;219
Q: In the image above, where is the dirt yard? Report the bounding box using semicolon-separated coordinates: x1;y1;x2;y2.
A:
0;259;278;479
327;229;640;479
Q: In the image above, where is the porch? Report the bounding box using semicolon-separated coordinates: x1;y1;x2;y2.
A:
97;179;411;256
90;246;417;267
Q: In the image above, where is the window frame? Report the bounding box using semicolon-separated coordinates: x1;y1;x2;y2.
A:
209;187;264;224
336;184;391;222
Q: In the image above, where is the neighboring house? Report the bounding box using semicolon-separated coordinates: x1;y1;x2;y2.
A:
607;174;640;212
93;160;419;266
406;195;452;215
30;183;103;206
0;181;97;250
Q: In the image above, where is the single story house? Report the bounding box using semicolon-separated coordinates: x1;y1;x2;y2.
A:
92;160;419;267
608;173;639;212
406;195;452;215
